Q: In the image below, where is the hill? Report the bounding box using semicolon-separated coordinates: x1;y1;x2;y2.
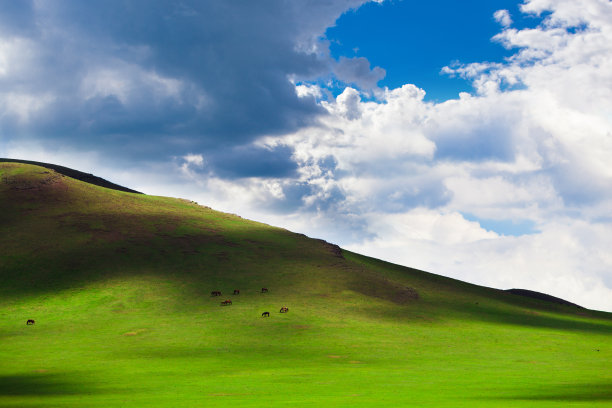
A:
1;161;611;407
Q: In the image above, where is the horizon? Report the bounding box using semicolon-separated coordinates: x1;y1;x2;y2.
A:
1;0;612;312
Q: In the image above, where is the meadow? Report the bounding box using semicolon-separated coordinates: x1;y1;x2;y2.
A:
1;161;611;407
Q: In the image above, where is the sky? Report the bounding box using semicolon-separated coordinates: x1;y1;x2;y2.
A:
1;0;612;311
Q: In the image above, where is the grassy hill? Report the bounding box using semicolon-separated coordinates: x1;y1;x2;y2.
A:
1;161;611;407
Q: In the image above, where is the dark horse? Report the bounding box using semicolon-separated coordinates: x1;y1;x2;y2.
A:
280;307;288;313
262;312;270;317
211;291;222;296
261;288;268;293
221;299;232;306
233;289;240;295
26;319;35;325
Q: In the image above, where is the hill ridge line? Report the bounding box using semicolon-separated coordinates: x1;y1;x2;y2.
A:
0;158;142;194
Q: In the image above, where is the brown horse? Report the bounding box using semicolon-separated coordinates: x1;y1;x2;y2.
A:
233;289;240;295
26;319;35;325
280;307;288;313
211;291;222;296
220;299;232;306
261;288;268;293
262;312;270;317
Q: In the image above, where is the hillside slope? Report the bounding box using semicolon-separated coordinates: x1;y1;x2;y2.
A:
1;161;611;408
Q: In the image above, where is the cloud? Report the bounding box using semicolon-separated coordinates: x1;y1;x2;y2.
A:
202;144;298;179
0;0;380;163
179;154;205;179
493;9;512;28
333;56;386;91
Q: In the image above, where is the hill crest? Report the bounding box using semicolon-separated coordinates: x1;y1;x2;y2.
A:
0;158;142;194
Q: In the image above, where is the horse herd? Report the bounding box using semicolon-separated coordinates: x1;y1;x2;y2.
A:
210;288;288;317
25;287;287;325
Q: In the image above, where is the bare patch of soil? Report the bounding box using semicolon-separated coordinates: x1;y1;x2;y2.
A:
123;329;147;336
349;273;419;305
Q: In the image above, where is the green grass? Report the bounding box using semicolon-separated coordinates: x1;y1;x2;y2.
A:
1;162;611;407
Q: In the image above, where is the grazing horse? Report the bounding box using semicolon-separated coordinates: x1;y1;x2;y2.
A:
220;299;232;306
261;288;268;293
26;319;35;325
233;289;240;295
211;291;221;296
262;312;270;317
280;307;288;313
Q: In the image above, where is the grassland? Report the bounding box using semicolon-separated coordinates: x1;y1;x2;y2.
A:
1;161;611;407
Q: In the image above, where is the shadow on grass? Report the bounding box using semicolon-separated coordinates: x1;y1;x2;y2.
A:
460;302;612;334
0;210;321;300
355;297;612;334
491;382;612;401
0;372;103;396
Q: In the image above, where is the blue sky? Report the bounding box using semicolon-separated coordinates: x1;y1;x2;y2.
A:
1;0;612;311
326;0;543;101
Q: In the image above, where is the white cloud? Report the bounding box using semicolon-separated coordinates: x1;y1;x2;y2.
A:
493;9;512;28
177;153;205;180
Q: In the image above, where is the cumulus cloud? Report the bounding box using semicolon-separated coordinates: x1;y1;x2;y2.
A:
493;9;512;28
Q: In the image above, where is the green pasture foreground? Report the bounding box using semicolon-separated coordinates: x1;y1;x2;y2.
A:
1;280;611;408
1;161;611;407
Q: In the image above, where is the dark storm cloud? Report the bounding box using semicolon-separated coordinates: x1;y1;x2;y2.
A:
206;144;298;179
0;0;380;172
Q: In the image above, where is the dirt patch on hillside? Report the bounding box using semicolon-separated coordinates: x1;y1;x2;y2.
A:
1;168;64;192
214;251;230;261
348;272;419;305
314;239;344;259
390;287;420;304
123;328;147;336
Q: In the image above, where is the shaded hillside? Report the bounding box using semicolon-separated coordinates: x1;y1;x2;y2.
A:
506;288;584;309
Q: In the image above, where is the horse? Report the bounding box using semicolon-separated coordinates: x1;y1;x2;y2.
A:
26;319;35;325
261;288;268;293
280;307;288;313
233;289;240;295
262;312;270;317
211;291;221;296
220;299;232;306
